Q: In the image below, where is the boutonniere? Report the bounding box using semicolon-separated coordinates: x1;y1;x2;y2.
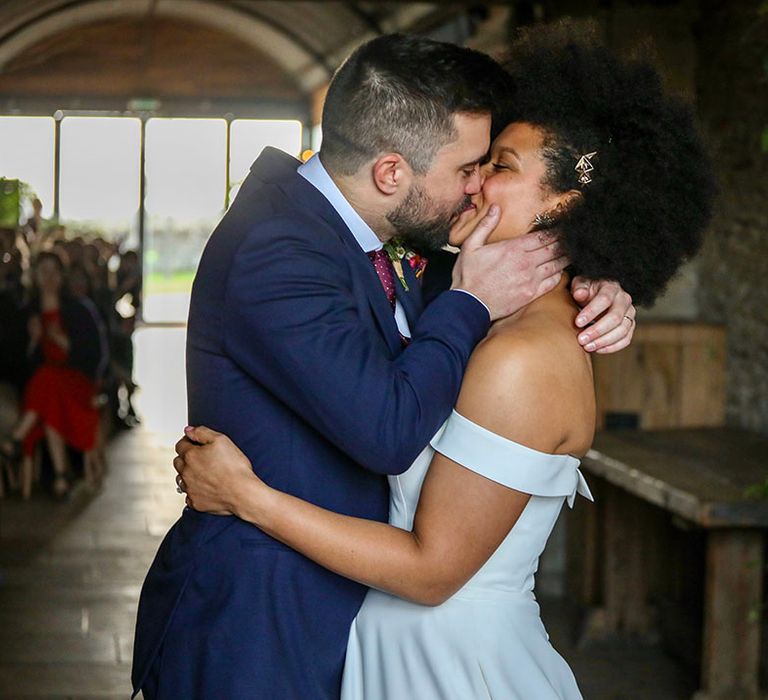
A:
383;238;428;292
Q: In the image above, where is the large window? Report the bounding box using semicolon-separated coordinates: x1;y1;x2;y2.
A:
229;119;302;202
0;113;303;323
59;116;142;243
143;118;301;322
143;118;228;323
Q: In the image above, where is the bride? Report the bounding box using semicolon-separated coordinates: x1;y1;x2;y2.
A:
172;23;713;700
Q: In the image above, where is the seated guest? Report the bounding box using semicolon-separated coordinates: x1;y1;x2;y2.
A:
50;239;70;267
0;231;28;394
0;252;107;498
0;381;19;497
22;197;47;249
0;234;27;494
111;249;141;427
67;262;111;483
65;237;85;266
116;249;141;311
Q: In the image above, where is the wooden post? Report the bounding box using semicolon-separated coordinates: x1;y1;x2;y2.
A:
696;530;764;700
580;484;658;643
603;488;656;637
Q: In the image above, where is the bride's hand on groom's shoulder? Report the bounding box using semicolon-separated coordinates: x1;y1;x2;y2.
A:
570;278;636;354
173;426;260;516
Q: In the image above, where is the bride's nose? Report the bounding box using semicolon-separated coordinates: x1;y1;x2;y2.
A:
479;161;493;187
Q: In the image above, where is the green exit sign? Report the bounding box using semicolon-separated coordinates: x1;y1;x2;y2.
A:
128;98;161;112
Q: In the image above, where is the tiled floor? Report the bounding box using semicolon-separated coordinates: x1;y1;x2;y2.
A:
0;327;187;700
0;327;696;699
0;427;182;699
541;601;697;699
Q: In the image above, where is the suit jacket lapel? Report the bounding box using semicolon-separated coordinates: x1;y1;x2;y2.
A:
262;152;402;357
347;251;403;357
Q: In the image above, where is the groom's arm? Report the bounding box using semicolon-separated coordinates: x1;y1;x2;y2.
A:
222;214;488;476
423;248;636;352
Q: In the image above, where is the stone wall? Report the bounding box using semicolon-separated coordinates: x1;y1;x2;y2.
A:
694;0;768;434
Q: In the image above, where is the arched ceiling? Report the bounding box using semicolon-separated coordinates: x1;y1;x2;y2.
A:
0;17;304;101
0;0;481;96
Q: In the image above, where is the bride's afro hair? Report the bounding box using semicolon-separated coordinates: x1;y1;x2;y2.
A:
500;21;715;306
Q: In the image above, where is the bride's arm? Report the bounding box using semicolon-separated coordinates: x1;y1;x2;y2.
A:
177;336;569;606
214;448;529;605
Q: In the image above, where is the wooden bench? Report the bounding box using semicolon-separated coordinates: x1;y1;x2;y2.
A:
572;427;768;700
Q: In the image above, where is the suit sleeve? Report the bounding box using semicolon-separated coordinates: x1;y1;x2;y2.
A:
222;215;490;475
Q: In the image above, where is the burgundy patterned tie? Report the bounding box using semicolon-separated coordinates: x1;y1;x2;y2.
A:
367;249;397;310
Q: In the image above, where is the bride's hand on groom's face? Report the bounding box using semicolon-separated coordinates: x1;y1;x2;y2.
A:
173;426;259;516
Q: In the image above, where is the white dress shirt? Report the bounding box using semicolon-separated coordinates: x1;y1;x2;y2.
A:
298;154;411;338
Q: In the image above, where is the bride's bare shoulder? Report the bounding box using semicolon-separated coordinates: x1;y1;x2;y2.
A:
455;322;595;455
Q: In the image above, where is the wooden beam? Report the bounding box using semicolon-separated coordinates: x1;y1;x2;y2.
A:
697;530;764;700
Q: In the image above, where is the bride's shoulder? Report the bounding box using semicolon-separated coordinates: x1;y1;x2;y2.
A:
456;322;595;454
465;319;574;384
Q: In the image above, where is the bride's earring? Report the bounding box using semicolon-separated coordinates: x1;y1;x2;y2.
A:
531;211;556;231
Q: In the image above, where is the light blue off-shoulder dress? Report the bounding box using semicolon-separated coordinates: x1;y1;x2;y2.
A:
341;410;593;700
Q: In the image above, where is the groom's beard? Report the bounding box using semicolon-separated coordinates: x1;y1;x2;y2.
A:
387;184;471;251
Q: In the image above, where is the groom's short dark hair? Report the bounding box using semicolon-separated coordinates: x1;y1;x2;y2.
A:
320;33;508;176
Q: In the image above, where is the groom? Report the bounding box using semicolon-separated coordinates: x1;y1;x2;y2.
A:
133;34;634;699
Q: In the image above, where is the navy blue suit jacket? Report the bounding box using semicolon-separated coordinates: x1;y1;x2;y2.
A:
132;148;490;699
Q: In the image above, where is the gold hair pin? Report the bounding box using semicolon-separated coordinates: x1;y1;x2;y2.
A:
575;151;597;185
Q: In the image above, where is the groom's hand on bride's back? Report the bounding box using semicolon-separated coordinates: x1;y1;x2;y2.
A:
451;204;569;322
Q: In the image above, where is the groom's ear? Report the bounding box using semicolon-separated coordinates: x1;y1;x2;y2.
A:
371;153;412;196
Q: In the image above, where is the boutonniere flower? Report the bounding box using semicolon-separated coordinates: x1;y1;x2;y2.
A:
383;238;428;292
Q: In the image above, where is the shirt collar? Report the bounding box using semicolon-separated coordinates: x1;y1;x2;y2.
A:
298;154;383;253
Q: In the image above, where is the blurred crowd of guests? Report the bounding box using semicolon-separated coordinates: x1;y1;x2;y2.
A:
0;200;142;499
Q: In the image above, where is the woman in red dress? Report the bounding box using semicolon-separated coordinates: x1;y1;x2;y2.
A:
1;251;107;498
